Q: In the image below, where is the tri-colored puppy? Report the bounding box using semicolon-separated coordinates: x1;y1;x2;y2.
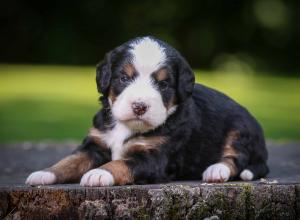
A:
26;36;269;186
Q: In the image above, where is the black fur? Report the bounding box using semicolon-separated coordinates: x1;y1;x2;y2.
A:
79;36;269;183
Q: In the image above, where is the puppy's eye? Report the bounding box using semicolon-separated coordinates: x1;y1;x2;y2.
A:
158;80;169;91
120;75;130;84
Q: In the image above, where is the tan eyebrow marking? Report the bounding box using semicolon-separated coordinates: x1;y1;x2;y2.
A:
155;68;168;81
123;63;136;77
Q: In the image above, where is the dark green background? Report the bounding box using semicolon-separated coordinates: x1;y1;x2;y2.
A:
1;0;299;72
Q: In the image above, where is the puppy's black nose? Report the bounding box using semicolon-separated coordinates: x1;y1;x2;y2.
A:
132;101;148;116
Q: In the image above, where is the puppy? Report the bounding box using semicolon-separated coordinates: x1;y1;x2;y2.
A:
26;36;268;186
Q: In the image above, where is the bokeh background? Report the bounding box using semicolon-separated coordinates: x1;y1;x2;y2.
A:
1;0;300;142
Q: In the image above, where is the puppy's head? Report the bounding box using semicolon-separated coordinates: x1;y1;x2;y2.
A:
96;36;194;132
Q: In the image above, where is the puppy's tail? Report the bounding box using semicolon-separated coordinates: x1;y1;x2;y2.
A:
239;163;269;181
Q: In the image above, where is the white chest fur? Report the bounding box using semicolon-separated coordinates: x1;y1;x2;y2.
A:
102;122;132;160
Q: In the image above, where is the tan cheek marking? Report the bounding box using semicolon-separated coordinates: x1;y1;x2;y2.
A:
124;136;167;156
123;63;135;77
220;131;239;176
156;68;168;81
108;88;117;104
167;95;177;111
100;160;134;185
88;127;108;149
48;152;92;183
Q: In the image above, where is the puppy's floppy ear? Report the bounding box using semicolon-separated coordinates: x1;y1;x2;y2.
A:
177;56;195;102
96;51;113;95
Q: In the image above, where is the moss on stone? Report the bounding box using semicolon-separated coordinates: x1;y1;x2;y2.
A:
1;183;299;219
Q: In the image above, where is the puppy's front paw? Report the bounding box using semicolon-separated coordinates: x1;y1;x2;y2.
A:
25;171;57;185
80;169;114;187
202;163;230;183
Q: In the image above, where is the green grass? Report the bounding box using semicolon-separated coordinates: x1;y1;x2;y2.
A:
0;64;300;142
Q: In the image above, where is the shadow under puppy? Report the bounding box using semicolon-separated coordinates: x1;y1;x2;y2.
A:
26;36;269;186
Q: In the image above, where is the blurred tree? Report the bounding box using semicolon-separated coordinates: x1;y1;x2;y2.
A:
0;0;299;73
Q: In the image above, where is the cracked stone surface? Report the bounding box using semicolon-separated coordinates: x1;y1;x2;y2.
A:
0;141;299;219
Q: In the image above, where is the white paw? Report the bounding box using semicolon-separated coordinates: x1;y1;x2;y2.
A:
202;163;231;183
240;169;254;181
25;171;57;185
80;169;114;187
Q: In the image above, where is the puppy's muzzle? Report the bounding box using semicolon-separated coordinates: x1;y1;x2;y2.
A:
132;101;148;116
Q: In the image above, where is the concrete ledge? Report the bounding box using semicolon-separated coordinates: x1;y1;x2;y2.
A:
1;182;299;219
1;141;300;219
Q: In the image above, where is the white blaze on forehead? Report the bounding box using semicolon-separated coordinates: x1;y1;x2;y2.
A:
130;37;166;75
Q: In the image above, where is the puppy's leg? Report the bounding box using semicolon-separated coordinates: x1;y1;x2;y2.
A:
80;156;166;187
26;151;92;185
203;131;244;183
80;136;167;186
26;133;111;185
